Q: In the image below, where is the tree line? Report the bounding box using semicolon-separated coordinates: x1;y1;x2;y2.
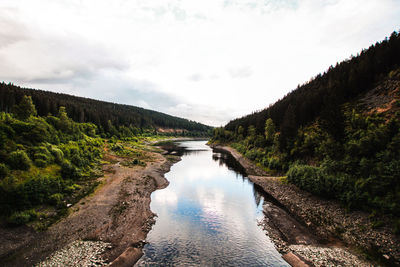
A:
225;30;400;148
0;83;212;137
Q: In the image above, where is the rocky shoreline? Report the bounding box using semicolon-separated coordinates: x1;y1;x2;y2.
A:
212;144;399;266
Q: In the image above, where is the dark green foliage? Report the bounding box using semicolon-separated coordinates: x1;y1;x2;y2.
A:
7;150;31;170
0;174;65;214
12;95;37;121
265;118;275;144
49;193;64;207
224;31;400;145
0;83;212;137
7;210;37;225
0;97;106;223
61;160;80;180
49;146;64;164
22;175;64;206
0;163;8;178
34;159;47;168
287;164;346;198
224;110;400;223
111;143;124;152
64;183;81;193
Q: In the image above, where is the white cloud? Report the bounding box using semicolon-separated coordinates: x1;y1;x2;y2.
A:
0;0;399;126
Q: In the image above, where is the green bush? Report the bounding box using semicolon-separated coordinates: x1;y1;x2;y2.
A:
22;175;64;205
7;150;31;170
131;158;146;166
61;160;80;179
7;209;37;225
64;183;82;193
111;143;124;152
34;159;47;167
34;152;50;161
287;164;327;196
49;193;64;206
0;163;9;178
71;154;87;168
268;157;282;170
49;146;64;163
244;149;258;161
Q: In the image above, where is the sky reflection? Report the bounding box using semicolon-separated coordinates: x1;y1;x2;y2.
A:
136;141;289;266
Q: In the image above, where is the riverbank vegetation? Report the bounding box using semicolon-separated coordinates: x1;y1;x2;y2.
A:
0;95;210;229
210;31;400;233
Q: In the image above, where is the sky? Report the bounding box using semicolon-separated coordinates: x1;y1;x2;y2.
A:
0;0;399;126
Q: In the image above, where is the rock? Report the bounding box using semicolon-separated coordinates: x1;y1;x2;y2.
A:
35;240;111;267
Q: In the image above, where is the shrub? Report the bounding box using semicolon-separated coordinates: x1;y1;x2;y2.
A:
49;193;64;206
34;152;50;161
131;159;146;166
61;160;80;179
34;159;47;167
268;157;282;170
71;154;87;168
111;144;124;152
0;163;9;178
245;149;258;161
287;164;324;195
22;175;64;205
49;147;64;164
64;183;82;193
7;150;31;170
7;209;37;225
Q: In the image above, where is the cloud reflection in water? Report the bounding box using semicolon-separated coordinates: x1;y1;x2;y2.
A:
136;141;289;266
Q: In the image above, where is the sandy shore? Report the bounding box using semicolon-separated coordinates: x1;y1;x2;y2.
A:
0;146;180;267
212;145;399;266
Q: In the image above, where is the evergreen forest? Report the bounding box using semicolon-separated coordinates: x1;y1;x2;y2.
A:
210;31;400;233
0;83;212;137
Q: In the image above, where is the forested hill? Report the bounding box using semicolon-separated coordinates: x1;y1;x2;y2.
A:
0;83;212;136
225;31;400;141
211;31;400;231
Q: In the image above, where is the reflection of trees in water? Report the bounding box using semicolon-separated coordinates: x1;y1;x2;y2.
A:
160;143;208;156
253;188;262;207
162;143;275;214
211;149;247;177
211;148;283;210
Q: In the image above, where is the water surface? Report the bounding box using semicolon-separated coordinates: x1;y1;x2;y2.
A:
136;141;289;266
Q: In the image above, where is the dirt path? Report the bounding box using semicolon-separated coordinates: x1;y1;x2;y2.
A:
1;150;179;267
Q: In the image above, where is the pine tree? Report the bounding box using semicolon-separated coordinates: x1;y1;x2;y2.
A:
12;95;37;120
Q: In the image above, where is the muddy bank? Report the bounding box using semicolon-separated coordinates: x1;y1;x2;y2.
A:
212;144;399;266
0;148;180;267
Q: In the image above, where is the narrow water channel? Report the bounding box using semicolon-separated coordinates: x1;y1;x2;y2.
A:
136;141;289;266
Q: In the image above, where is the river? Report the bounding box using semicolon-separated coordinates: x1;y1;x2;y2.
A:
136;140;289;266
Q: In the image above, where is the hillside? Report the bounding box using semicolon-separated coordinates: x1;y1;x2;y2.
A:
0;83;212;137
224;31;400;141
211;31;400;233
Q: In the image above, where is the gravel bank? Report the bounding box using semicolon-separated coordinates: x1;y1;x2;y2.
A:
212;144;399;266
288;245;370;267
36;240;111;267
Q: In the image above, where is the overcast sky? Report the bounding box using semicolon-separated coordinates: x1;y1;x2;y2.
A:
0;0;399;126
